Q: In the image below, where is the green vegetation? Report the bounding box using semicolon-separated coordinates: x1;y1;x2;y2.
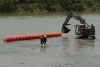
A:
55;63;66;67
0;0;100;13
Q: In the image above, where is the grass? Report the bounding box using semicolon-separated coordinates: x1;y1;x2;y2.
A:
55;63;66;67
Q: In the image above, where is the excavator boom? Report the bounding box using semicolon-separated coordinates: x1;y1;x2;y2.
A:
62;11;88;33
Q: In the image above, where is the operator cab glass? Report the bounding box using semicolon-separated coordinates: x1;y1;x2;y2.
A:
75;24;85;34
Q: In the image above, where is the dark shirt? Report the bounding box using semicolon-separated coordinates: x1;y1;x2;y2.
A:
43;37;47;42
40;37;44;42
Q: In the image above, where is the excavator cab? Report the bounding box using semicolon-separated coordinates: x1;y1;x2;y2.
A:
75;24;85;35
75;24;95;39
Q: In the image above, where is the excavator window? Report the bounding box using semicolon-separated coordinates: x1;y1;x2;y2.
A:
78;26;80;33
76;25;85;34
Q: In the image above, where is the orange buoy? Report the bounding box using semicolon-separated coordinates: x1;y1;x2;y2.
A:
3;32;62;42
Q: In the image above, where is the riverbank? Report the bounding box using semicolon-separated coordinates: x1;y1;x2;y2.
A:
0;0;100;13
0;11;100;17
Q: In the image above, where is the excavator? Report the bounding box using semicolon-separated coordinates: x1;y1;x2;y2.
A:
62;11;95;39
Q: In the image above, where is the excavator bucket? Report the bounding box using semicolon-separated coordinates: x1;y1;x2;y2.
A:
62;26;71;33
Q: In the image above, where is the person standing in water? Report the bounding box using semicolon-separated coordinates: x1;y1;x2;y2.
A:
43;35;47;45
40;36;44;45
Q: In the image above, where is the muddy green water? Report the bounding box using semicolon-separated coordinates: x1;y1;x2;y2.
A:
0;13;100;67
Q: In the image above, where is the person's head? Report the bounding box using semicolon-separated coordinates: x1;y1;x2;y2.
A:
44;35;46;37
91;24;93;26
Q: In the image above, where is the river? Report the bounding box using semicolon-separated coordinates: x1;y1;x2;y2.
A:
0;13;100;67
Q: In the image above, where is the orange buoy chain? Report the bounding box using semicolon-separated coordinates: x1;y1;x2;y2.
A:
3;32;62;42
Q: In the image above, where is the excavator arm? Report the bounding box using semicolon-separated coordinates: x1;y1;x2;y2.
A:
62;11;88;33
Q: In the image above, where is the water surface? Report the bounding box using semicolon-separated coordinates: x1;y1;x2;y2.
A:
0;13;100;67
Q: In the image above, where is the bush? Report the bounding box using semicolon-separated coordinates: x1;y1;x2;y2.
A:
0;0;100;13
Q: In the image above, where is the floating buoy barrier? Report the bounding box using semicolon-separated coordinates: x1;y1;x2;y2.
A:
3;32;62;42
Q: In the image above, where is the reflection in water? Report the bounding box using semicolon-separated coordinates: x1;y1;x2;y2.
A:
61;36;71;45
75;39;95;48
74;39;95;56
61;37;96;67
40;45;46;53
61;36;72;51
